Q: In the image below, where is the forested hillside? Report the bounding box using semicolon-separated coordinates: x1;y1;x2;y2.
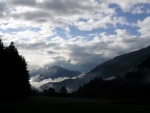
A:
75;56;150;99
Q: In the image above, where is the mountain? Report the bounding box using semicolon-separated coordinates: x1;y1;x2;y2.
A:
30;65;82;91
40;74;85;92
75;56;150;99
41;78;80;92
84;45;150;82
39;45;150;92
30;65;81;80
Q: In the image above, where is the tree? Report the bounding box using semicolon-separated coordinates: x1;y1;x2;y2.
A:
0;39;6;99
0;39;4;52
47;87;56;96
0;40;31;100
59;86;67;94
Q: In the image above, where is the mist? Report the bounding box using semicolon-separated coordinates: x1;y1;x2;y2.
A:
30;73;85;91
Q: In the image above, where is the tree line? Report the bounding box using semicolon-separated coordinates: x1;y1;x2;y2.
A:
31;86;74;98
0;39;30;100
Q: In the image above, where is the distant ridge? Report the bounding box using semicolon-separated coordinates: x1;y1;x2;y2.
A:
84;45;150;82
39;45;150;91
30;65;81;80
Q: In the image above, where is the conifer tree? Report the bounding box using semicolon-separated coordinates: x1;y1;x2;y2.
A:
0;40;30;100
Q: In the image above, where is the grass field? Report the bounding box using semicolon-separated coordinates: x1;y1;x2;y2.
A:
1;96;150;113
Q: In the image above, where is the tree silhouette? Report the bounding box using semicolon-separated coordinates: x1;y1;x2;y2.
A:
59;86;67;94
0;39;4;52
43;87;56;97
0;40;30;100
75;59;150;100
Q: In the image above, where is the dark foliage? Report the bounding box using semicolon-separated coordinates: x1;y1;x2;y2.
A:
76;78;150;99
43;87;56;97
75;56;150;99
41;86;72;97
59;86;67;94
0;39;31;100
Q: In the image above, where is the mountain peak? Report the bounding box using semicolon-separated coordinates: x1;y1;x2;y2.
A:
31;65;82;80
50;65;63;69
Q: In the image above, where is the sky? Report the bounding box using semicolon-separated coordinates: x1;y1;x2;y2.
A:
0;0;150;73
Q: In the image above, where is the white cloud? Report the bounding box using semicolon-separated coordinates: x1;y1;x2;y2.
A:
30;75;70;90
137;16;150;37
0;0;120;30
30;73;85;90
2;25;150;73
131;5;150;14
105;0;150;12
0;0;150;73
74;16;128;31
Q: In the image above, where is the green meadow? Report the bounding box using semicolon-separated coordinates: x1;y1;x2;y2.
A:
1;96;150;113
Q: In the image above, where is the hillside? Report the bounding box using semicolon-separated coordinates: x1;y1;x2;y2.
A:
75;55;150;99
84;45;150;82
30;65;82;90
38;45;150;92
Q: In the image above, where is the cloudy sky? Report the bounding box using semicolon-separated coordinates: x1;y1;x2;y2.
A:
0;0;150;73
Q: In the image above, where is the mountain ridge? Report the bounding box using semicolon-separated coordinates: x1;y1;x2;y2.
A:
38;45;150;91
30;65;81;79
84;45;150;82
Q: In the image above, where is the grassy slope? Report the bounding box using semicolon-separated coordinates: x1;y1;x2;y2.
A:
1;96;150;113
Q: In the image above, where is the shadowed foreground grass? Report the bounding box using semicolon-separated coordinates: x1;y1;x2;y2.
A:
1;96;150;113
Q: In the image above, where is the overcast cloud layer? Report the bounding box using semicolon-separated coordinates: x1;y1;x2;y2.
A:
0;0;150;72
